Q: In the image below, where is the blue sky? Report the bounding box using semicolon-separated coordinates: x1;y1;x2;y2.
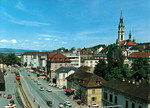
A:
0;0;149;50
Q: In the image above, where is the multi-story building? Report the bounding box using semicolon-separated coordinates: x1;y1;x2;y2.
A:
55;66;78;88
66;71;106;106
21;52;48;72
102;79;150;108
83;59;99;68
47;52;71;82
62;50;81;68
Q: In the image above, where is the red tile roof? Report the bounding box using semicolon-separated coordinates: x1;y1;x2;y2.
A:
118;40;136;46
47;52;71;62
80;49;92;54
128;52;150;58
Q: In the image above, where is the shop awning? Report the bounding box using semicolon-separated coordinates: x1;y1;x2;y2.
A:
65;88;72;92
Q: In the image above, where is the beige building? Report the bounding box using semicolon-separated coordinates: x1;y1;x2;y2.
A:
47;52;71;82
66;71;106;106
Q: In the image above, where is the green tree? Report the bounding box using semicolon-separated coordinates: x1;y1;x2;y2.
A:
117;46;124;69
94;59;107;78
70;47;76;52
105;67;123;80
132;57;150;78
122;65;131;79
24;62;27;67
5;53;18;65
0;53;5;63
107;44;114;71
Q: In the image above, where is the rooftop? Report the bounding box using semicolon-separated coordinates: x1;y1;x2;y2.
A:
128;52;150;58
67;71;106;88
102;79;150;102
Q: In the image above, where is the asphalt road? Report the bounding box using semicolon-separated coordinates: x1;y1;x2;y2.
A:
0;67;23;108
19;68;85;108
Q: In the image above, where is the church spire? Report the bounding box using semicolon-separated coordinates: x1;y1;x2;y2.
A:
128;29;132;40
118;10;125;42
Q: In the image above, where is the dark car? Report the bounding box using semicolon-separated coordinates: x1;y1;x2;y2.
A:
47;101;52;107
7;94;12;99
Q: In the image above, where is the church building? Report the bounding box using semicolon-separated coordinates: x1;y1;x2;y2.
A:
116;11;136;57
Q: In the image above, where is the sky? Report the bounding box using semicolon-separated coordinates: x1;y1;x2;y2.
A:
0;0;149;50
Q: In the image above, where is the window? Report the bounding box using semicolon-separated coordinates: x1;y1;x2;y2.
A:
63;74;65;78
92;97;96;101
104;92;108;100
109;94;113;102
132;103;135;108
115;96;117;104
92;89;95;94
125;100;128;108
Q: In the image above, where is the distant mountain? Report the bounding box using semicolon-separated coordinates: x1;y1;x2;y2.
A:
0;48;38;54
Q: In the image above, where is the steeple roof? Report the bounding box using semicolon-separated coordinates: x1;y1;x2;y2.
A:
118;10;125;27
129;30;132;40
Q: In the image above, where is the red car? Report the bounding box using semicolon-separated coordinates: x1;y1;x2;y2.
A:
77;100;84;105
7;94;12;99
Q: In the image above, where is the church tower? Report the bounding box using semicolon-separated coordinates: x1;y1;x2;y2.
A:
118;10;125;42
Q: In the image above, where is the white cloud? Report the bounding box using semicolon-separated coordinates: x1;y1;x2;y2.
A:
37;34;56;37
4;11;50;26
15;1;26;11
10;19;50;26
33;42;39;44
0;39;9;43
11;40;17;43
61;41;67;44
45;38;52;41
54;39;58;41
25;40;29;42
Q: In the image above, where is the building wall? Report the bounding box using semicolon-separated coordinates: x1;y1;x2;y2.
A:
56;70;75;88
62;51;81;68
84;59;99;67
102;87;148;108
86;88;102;106
50;62;71;80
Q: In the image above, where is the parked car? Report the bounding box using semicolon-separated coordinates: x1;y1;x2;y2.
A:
40;87;44;91
47;88;52;92
10;100;15;104
59;103;65;108
7;94;12;99
47;101;52;107
88;103;99;107
77;100;84;105
34;79;38;82
37;81;41;85
66;101;72;107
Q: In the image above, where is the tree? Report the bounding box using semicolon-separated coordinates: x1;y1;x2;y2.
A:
70;47;76;52
122;65;131;79
0;53;5;63
5;53;18;65
132;57;150;78
105;67;123;80
117;46;124;69
107;44;114;71
24;62;27;67
94;59;107;78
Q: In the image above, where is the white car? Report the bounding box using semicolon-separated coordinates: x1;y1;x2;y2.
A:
37;82;41;85
47;88;52;92
92;103;99;107
40;87;44;91
66;101;72;107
